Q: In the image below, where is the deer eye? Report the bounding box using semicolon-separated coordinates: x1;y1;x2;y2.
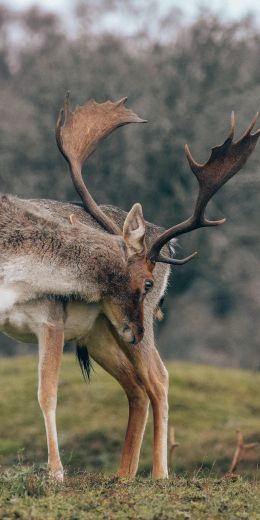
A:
144;279;154;292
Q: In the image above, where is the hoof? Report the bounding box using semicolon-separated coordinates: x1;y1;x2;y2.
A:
152;471;169;479
49;469;64;483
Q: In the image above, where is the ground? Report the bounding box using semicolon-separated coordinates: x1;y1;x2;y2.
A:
0;354;259;519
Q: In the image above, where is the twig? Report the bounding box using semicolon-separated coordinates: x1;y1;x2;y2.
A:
169;426;179;467
226;430;259;478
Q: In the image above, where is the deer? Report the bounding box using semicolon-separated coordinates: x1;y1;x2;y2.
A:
0;92;259;483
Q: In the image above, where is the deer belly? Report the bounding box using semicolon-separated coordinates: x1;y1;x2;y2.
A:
0;306;39;343
0;287;18;313
0;281;40;342
64;302;101;342
0;297;101;344
0;297;57;343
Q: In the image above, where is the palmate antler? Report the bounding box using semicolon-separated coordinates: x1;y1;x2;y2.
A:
148;112;260;265
56;92;146;234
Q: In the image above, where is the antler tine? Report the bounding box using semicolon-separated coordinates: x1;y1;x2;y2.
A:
156;251;198;265
148;112;260;265
56;92;147;235
185;111;236;176
238;111;259;140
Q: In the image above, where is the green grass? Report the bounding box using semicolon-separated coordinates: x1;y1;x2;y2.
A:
0;354;259;519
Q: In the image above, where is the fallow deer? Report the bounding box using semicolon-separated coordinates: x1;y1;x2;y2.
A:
0;92;259;482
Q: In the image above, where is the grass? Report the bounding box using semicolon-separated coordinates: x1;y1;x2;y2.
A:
0;354;259;519
0;469;260;520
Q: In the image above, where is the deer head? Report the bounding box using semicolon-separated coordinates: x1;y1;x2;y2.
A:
111;201;155;343
69;202;153;345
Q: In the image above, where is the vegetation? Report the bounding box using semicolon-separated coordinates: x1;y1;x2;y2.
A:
0;354;259;518
0;3;260;367
1;470;260;520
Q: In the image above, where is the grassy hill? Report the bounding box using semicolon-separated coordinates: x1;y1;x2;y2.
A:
0;354;259;519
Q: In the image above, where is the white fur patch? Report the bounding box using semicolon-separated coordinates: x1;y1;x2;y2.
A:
0;288;17;312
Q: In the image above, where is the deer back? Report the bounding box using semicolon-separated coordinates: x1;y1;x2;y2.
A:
0;194;130;301
26;197;171;313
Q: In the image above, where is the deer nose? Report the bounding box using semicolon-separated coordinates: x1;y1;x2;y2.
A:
138;325;144;336
123;324;131;333
130;336;138;345
122;324;144;345
132;325;144;344
122;324;135;344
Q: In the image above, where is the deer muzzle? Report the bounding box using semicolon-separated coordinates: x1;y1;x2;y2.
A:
122;323;144;345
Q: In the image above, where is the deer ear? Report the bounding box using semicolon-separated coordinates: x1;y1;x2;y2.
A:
69;214;90;231
123;203;146;257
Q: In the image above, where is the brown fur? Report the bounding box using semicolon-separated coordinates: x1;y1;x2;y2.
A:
0;194;170;480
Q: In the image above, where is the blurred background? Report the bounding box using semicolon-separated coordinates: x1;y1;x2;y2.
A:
0;0;260;369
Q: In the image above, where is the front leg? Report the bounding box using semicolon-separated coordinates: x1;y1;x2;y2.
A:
38;321;64;482
85;315;149;479
125;326;169;479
